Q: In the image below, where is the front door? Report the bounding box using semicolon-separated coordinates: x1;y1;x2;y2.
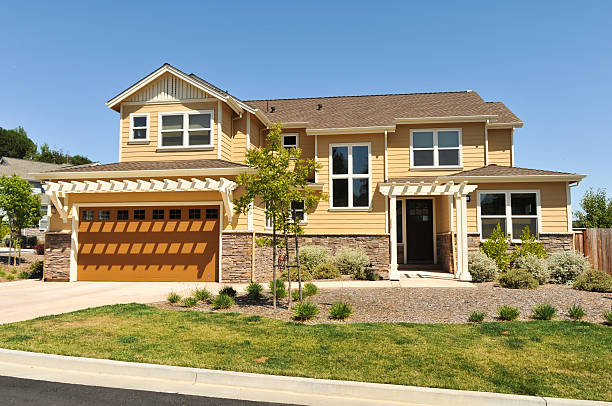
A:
406;199;434;262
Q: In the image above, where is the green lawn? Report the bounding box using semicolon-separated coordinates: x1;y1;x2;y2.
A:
0;304;610;401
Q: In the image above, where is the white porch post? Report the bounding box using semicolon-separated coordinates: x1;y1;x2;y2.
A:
455;194;471;281
389;195;399;280
70;205;78;282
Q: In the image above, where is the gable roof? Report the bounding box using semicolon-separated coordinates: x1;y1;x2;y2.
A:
446;164;585;182
0;157;70;181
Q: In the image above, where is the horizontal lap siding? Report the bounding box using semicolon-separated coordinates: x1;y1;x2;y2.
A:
466;182;569;234
221;104;232;161
231;114;247;163
488;129;512;166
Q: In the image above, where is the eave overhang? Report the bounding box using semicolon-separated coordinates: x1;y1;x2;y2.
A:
31;167;256;181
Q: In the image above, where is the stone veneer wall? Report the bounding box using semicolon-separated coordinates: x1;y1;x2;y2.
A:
436;232;455;273
221;233;253;283
467;233;573;253
44;232;70;281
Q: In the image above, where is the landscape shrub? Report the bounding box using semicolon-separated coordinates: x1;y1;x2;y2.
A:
498;268;538;289
532;304;557;320
0;269;6;277
480;224;510;270
269;279;288;299
246;282;264;300
219;286;237;298
514;253;550;285
573;269;612;293
311;262;340;279
299;245;331;271
17;271;29;279
293;301;319;321
548;250;590;284
333;248;370;279
10;269;18;274
6;274;15;281
362;267;380;281
468;311;486;323
182;297;198;308
468;250;498;282
512;227;548;260
497;305;520;321
329;301;353;320
167;292;181;304
193;288;211;302
281;267;313;282
212;294;235;309
604;311;612;325
30;260;44;278
567;305;585;320
303;282;318;297
33;243;45;255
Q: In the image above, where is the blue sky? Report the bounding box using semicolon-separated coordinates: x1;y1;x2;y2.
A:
1;1;610;206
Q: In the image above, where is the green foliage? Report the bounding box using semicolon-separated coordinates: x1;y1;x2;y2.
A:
269;279;288;298
574;187;612;228
334;248;370;279
17;271;29;279
468;311;486;323
0;175;42;232
567;305;585;320
514;253;550;284
532;304;557;320
548;250;590;284
193;288;211;301
167;292;181;304
604;311;612;325
10;268;18;274
303;282;318;297
219;286;237;298
498;268;539;289
311;262;341;279
30;260;43;278
293;301;319;321
512;227;547;260
182;297;198;308
6;274;15;281
212;294;235;309
33;143;92;165
573;269;612;292
329;301;353;320
281;266;313;281
0;269;6;277
299;246;331;272
481;224;510;270
468;250;498;282
497;305;520;321
0;126;36;159
246;282;264;301
0;222;10;239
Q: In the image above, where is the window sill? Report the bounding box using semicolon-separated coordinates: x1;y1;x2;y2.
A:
328;207;373;212
128;140;150;145
409;166;463;171
156;146;214;152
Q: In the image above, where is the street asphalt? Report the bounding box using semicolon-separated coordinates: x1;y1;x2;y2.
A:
0;375;296;406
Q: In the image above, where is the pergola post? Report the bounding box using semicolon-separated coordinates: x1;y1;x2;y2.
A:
454;194;472;281
389;195;399;280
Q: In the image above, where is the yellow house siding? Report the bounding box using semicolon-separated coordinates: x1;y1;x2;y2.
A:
231;114;248;163
488;129;512;166
221;103;233;161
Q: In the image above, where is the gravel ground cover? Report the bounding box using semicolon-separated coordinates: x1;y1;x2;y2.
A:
154;283;612;324
0;252;42;282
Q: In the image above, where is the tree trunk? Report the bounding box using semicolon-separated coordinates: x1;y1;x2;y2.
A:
285;225;291;308
295;223;302;301
272;218;277;310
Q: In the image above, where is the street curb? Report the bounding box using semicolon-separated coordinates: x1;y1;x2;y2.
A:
0;349;608;406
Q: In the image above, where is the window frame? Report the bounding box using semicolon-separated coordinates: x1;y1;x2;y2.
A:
129;113;150;143
265;200;307;229
157;110;214;150
329;142;372;210
477;190;541;242
281;133;299;149
410;128;462;169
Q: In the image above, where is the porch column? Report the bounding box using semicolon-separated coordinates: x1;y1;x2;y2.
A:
454;194;472;281
389;195;399;280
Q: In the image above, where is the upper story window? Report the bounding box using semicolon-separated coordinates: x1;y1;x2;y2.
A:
478;191;540;241
411;129;462;169
130;113;149;141
330;143;371;209
282;134;298;149
265;201;306;228
158;110;213;149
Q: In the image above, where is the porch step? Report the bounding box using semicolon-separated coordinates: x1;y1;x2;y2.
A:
398;264;445;271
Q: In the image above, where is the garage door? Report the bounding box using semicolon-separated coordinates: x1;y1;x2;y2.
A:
77;205;219;281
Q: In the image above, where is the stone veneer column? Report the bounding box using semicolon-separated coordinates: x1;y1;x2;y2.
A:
44;232;71;281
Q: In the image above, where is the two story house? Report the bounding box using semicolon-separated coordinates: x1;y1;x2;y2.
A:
36;64;585;282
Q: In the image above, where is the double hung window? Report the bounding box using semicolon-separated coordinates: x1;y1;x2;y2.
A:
330;143;370;208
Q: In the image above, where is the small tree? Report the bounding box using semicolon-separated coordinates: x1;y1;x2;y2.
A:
234;123;322;309
0;175;42;265
512;226;547;260
574;188;612;228
481;223;510;270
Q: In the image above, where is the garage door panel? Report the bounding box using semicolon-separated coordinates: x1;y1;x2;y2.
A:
77;205;219;282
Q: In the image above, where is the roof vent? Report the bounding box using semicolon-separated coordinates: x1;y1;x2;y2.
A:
270;106;276;113
317;103;323;110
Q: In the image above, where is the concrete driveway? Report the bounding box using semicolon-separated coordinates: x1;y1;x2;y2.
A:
0;280;233;325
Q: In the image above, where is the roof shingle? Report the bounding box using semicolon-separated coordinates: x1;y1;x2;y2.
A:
450;165;578;177
41;159;248;173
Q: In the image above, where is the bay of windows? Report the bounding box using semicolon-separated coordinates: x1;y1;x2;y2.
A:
479;191;539;240
159;110;213;148
411;129;461;168
330;143;370;208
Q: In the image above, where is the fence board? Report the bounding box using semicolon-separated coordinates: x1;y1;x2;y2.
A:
574;228;612;276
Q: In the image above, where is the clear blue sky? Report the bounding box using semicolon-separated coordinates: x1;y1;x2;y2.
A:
1;1;610;205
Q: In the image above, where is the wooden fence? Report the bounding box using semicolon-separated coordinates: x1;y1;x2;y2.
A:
573;228;612;276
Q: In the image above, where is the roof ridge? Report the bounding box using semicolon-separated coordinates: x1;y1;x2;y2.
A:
244;90;473;103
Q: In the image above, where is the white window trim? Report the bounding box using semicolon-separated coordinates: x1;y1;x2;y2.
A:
129;113;150;142
264;201;307;229
410;128;463;170
329;142;372;209
281;133;299;149
157;110;214;149
477;190;541;242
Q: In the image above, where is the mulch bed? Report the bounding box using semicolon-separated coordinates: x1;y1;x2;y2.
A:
153;283;612;324
0;252;44;282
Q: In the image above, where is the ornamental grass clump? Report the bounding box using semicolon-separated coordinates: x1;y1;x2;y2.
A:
604;311;612;325
334;248;370;280
532;304;557;320
246;282;264;301
212;294;235;309
193;288;211;302
573;269;612;293
167;292;181;304
548;250;590;284
17;271;29;279
182;297;198;308
514;253;550;285
293;301;319;321
468;250;498;282
498;268;538;289
329;301;353;320
291;282;319;301
567;305;585;320
269;279;288;299
497;305;520;321
219;286;237;298
468;311;486;323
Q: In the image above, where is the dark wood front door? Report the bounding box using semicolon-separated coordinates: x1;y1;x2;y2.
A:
406;199;434;262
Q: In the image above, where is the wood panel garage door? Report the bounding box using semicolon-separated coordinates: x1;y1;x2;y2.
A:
77;205;219;281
